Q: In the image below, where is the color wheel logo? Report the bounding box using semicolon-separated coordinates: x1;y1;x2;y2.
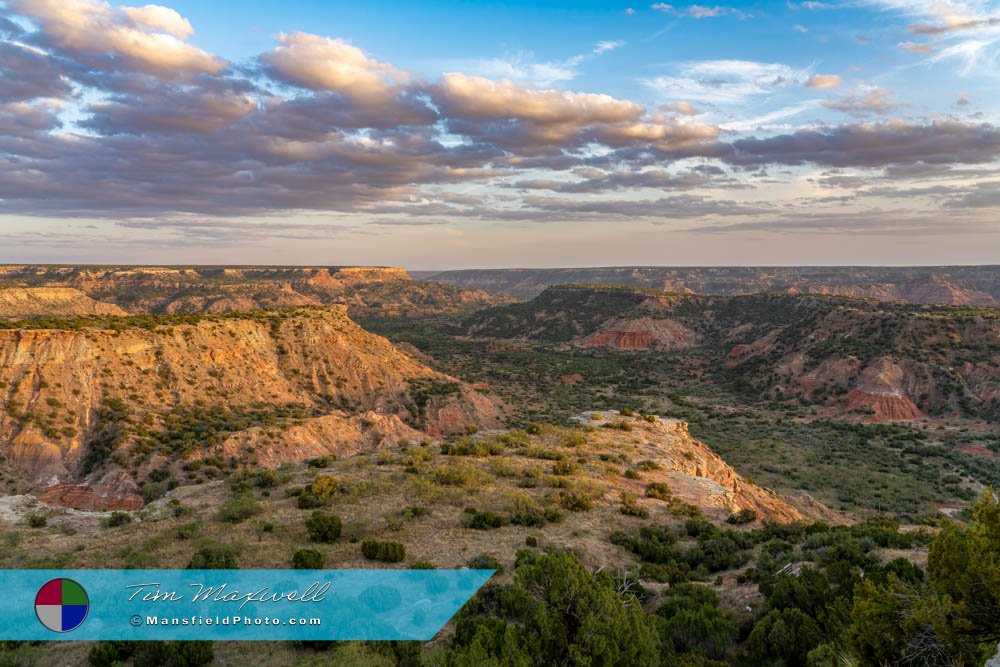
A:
35;578;89;633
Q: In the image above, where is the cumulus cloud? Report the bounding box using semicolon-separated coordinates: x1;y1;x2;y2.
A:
898;40;935;53
9;0;222;76
661;101;700;115
0;39;74;102
260;32;408;102
805;73;842;89
427;73;717;154
645;60;809;104
725;121;1000;168
0;0;999;232
651;4;751;19
821;87;909;117
593;40;625;54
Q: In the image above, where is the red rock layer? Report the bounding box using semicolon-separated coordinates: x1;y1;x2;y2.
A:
846;390;924;421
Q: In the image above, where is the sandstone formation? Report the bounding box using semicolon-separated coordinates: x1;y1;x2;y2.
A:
37;471;142;511
584;317;699;350
0;265;510;318
0;287;127;318
844;358;925;421
465;286;1000;422
0;306;502;508
571;411;804;522
419;266;1000;305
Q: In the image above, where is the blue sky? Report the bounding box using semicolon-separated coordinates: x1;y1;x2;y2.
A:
0;0;998;267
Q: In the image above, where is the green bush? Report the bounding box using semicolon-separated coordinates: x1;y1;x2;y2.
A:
558;489;593;512
466;553;503;573
361;539;406;563
305;510;342;543
26;513;47;528
216;495;262;523
620;492;649;518
104;511;132;528
187;544;239;569
292;548;326;569
465;511;508;530
727;509;758;525
646;482;673;501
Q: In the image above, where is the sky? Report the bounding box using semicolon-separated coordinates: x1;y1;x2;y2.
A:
0;0;998;268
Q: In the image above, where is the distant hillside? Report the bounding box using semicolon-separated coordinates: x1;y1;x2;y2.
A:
0;287;126;318
416;266;1000;305
462;286;1000;423
0;307;502;509
0;265;511;318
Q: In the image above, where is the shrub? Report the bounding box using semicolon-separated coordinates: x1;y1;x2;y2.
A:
410;560;436;569
296;490;328;509
467;553;503;573
620;492;649;518
558;489;593;512
292;548;326;569
216;495;262;523
646;482;673;501
465;511;508;530
305;511;342;543
431;464;487;487
26;513;47;528
727;509;758;525
104;511;132;528
552;460;577;476
187;544;239;569
508;496;562;527
310;474;340;499
603;420;632;432
361;540;406;563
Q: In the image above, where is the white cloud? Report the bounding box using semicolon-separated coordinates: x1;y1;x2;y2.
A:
261;32;408;101
645;60;810;104
805;73;843;88
652;3;752;19
8;0;221;75
594;40;625;54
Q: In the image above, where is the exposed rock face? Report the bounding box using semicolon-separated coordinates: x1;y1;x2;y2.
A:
571;411;805;522
420;265;1000;305
0;307;503;506
583;317;699;350
467;287;1000;421
0;265;510;318
845;358;925;421
0;287;126;318
38;471;142;511
207;411;425;469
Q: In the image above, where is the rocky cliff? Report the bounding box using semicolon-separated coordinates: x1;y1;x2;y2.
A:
465;286;1000;423
0;265;510;318
0;287;126;318
419;266;1000;305
571;411;804;522
0;307;502;507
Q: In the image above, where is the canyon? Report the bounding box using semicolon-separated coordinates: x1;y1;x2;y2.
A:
418;265;1000;305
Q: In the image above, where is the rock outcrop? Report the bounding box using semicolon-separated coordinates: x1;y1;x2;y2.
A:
583;317;699;350
571;411;805;522
845;358;925;421
420;265;1000;305
0;287;126;319
37;471;142;511
0;307;503;508
0;265;510;318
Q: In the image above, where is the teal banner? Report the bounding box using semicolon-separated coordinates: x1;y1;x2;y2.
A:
2;569;494;640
